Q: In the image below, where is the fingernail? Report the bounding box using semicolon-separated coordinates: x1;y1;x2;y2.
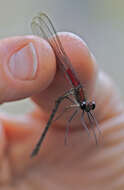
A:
9;43;38;80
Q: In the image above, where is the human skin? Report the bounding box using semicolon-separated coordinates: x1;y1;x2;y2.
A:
0;33;123;190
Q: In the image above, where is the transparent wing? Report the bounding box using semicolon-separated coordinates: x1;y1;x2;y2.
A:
31;12;80;87
31;12;64;58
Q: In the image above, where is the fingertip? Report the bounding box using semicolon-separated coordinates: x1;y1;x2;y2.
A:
26;35;56;89
0;35;56;102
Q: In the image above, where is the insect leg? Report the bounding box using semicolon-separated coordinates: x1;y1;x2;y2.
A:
53;104;79;122
65;96;76;104
64;108;79;145
87;112;98;145
81;111;90;137
89;111;102;137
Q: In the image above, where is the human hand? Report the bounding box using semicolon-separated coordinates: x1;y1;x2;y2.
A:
0;33;123;190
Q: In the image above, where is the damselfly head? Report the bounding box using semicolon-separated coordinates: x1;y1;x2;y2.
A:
80;100;96;112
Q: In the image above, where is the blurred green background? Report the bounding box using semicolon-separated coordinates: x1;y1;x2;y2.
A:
0;0;124;114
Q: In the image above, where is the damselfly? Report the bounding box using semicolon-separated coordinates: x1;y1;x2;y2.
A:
31;12;100;157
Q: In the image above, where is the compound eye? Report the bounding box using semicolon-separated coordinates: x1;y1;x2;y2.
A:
92;101;96;110
81;101;86;110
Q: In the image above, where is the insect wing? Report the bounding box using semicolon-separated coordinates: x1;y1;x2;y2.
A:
31;12;81;87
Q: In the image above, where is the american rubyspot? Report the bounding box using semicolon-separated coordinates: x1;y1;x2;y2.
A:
31;12;100;157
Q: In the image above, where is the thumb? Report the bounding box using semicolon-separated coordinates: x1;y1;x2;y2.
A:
0;35;56;103
32;32;123;127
